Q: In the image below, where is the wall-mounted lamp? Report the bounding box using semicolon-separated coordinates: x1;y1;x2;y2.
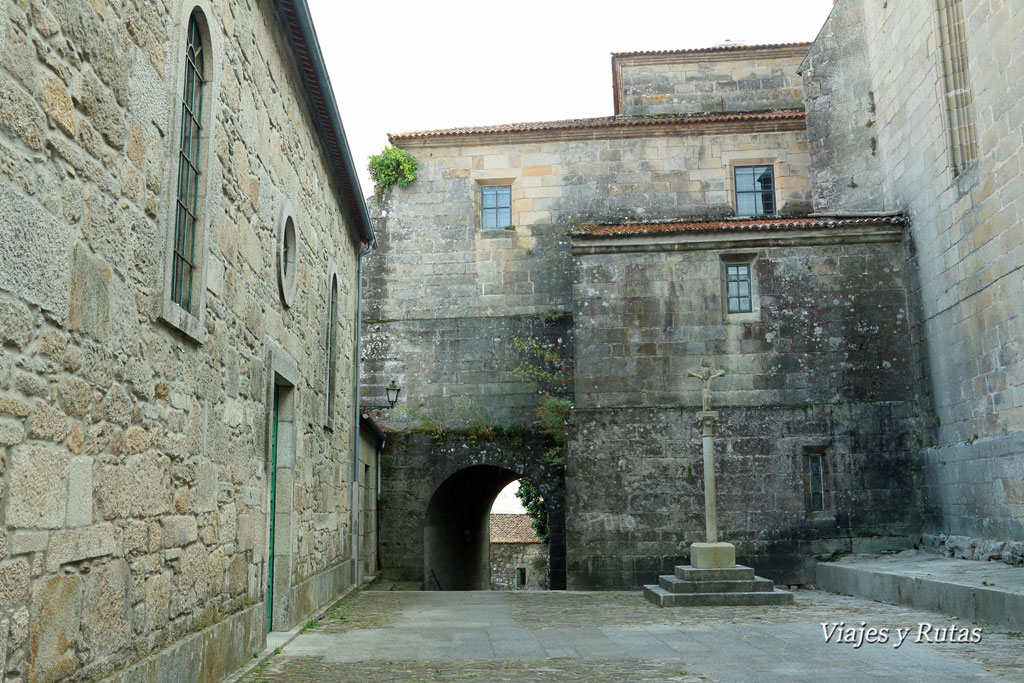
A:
385;380;401;408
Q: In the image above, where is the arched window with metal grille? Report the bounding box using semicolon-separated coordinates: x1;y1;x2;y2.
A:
171;13;206;313
326;274;339;428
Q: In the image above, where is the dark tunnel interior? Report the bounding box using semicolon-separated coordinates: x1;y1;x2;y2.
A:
424;465;544;591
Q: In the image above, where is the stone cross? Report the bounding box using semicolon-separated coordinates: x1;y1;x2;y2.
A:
687;358;725;412
687;358;725;545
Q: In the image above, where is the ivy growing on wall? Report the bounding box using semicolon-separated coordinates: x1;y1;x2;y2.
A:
368;145;418;197
515;479;549;543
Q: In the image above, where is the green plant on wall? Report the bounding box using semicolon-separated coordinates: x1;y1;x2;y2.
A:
368;145;418;197
515;479;549;543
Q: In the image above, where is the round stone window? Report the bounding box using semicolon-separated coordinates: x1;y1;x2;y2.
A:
278;208;298;307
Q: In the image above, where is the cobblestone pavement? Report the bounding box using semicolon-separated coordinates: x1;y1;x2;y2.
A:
240;590;1024;682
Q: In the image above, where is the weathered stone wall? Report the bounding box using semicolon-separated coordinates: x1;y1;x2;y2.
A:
0;1;362;680
568;403;921;588
567;229;923;587
358;425;380;580
379;431;566;590
363;125;811;427
614;45;808;117
801;0;1024;553
490;543;549;590
798;0;883;211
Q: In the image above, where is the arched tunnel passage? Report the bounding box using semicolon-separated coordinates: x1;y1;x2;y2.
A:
425;465;564;591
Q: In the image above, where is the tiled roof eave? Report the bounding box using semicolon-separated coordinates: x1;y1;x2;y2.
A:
568;215;906;240
611;42;813;59
389;110;806;144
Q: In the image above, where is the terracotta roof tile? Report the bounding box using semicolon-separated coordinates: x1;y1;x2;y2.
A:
612;42;812;58
490;514;542;544
569;215;906;239
389;110;805;142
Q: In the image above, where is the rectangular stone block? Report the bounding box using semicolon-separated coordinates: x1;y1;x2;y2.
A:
10;531;49;555
45;524;117;572
66;456;93;527
690;541;736;569
162;516;198;548
9;443;69;529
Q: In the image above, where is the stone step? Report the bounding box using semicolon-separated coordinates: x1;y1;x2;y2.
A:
816;553;1024;630
643;584;795;608
674;565;755;581
658;575;775;594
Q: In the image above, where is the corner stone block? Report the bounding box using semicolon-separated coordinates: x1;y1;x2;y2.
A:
9;443;69;529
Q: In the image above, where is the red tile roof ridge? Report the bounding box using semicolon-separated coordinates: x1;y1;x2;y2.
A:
389;110;805;141
612;42;813;58
570;214;906;238
490;513;543;543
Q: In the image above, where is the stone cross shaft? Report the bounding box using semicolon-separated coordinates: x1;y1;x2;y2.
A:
687;358;725;543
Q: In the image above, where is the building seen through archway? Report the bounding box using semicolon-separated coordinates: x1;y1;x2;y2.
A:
425;466;552;591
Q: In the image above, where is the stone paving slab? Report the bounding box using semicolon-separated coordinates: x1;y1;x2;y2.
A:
239;589;1024;682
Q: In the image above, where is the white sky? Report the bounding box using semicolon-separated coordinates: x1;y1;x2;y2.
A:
491;480;527;514
307;0;835;196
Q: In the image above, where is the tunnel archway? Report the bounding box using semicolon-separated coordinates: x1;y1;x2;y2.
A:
425;465;555;591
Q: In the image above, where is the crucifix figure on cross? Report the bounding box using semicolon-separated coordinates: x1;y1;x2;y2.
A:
687;357;725;412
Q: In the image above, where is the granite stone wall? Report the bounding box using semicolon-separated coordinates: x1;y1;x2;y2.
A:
801;0;1024;556
614;45;809;117
378;431;566;590
362;123;811;428
490;543;549;590
0;0;363;680
567;228;924;587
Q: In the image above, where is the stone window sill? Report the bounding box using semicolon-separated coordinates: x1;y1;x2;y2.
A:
160;299;204;344
480;227;516;239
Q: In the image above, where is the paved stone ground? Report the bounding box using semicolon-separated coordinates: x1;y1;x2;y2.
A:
240;590;1024;682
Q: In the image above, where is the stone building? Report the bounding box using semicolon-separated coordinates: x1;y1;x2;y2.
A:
0;0;376;680
489;513;548;590
365;0;1023;591
799;0;1024;566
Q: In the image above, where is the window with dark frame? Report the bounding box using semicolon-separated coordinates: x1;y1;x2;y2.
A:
734;165;775;216
808;453;824;512
171;14;206;313
725;264;752;314
482;185;512;230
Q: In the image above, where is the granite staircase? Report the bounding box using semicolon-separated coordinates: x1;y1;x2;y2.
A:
643;564;794;607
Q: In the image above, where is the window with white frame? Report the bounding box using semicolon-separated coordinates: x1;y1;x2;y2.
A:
734;165;775;217
481;185;512;230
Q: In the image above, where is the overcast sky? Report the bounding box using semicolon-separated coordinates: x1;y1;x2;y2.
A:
308;0;834;196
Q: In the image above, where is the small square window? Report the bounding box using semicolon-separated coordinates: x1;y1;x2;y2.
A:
725;264;752;314
734;165;775;216
482;185;512;230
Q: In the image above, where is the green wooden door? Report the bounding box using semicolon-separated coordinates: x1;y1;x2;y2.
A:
267;386;280;631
